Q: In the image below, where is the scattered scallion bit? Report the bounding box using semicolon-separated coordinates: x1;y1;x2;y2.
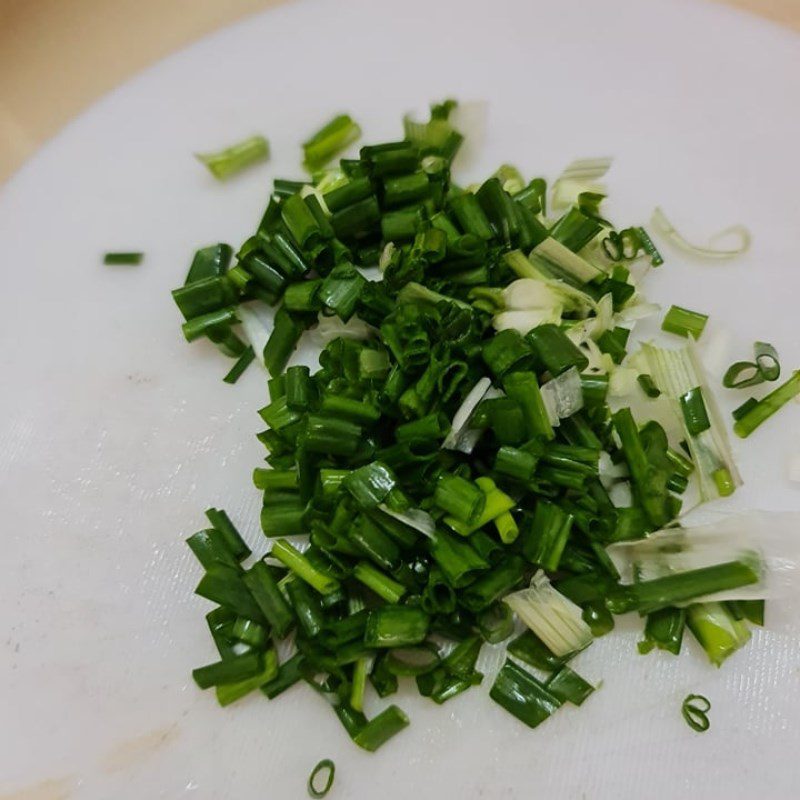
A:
722;341;781;388
661;305;708;340
681;694;711;732
733;371;800;438
103;251;143;265
303;114;362;172
173;101;788;759
307;759;335;798
196;134;269;180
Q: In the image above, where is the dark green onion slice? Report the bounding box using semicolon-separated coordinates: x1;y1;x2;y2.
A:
223;346;255;384
196;135;269;180
489;659;562;729
545;666;594;706
103;251;143;265
681;694;711;732
307;759;335;798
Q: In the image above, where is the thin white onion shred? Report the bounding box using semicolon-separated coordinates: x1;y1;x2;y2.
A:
651;207;751;260
309;314;375;346
540;367;584;425
551;157;613;213
442;377;492;451
503;571;593;657
236;301;275;365
493;309;561;334
378;506;436;538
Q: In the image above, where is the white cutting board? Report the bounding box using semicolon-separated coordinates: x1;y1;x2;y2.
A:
1;0;799;797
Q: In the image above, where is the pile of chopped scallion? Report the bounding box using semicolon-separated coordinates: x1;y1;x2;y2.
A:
175;101;799;751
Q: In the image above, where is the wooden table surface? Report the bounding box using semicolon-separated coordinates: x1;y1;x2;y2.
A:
1;0;798;184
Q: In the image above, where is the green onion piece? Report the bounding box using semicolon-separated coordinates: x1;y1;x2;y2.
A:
429;530;489;588
307;758;335;798
196;135;269;180
521;501;573;571
481;329;533;378
731;397;759;422
449;192;494;240
243;561;295;638
526;324;589;376
363;606;429;648
507;631;567;672
686;601;751;666
754;341;780;381
216;649;279;706
433;474;486;524
205;508;250;560
284;280;323;313
580;373;610;407
286;578;325;637
545;666;594;706
636;226;664;266
729;599;764;626
494;445;538;481
352;705;410;752
607;560;760;615
192;651;264;689
681;694;711;732
612;408;671;529
461;555;526;613
353;561;406;603
303;115;361;172
490;659;562;729
343;461;402;509
503;371;554;441
223;346;255;384
181;307;238;342
261;652;305;699
637;373;661;398
661;305;708;340
369;653;399;698
325;176;373;212
476;602;515;644
304;415;363;456
638;607;686;655
679;387;711;436
264;308;306;377
550;206;602;253
281;194;320;248
384;643;440;677
185;243;233;284
103;251;143;265
270;540;341;595
186;529;239;570
733;371;800;438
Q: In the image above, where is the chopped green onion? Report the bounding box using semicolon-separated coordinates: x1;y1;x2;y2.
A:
270;540;341;595
490;659;562;728
363;606;429;648
352;705;409;751
303;115;361;172
196;135;269;180
733;371;800;438
545;666;594;706
681;694;711;732
223;346;255;384
661;305;708;340
103;251;143;265
307;759;336;798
